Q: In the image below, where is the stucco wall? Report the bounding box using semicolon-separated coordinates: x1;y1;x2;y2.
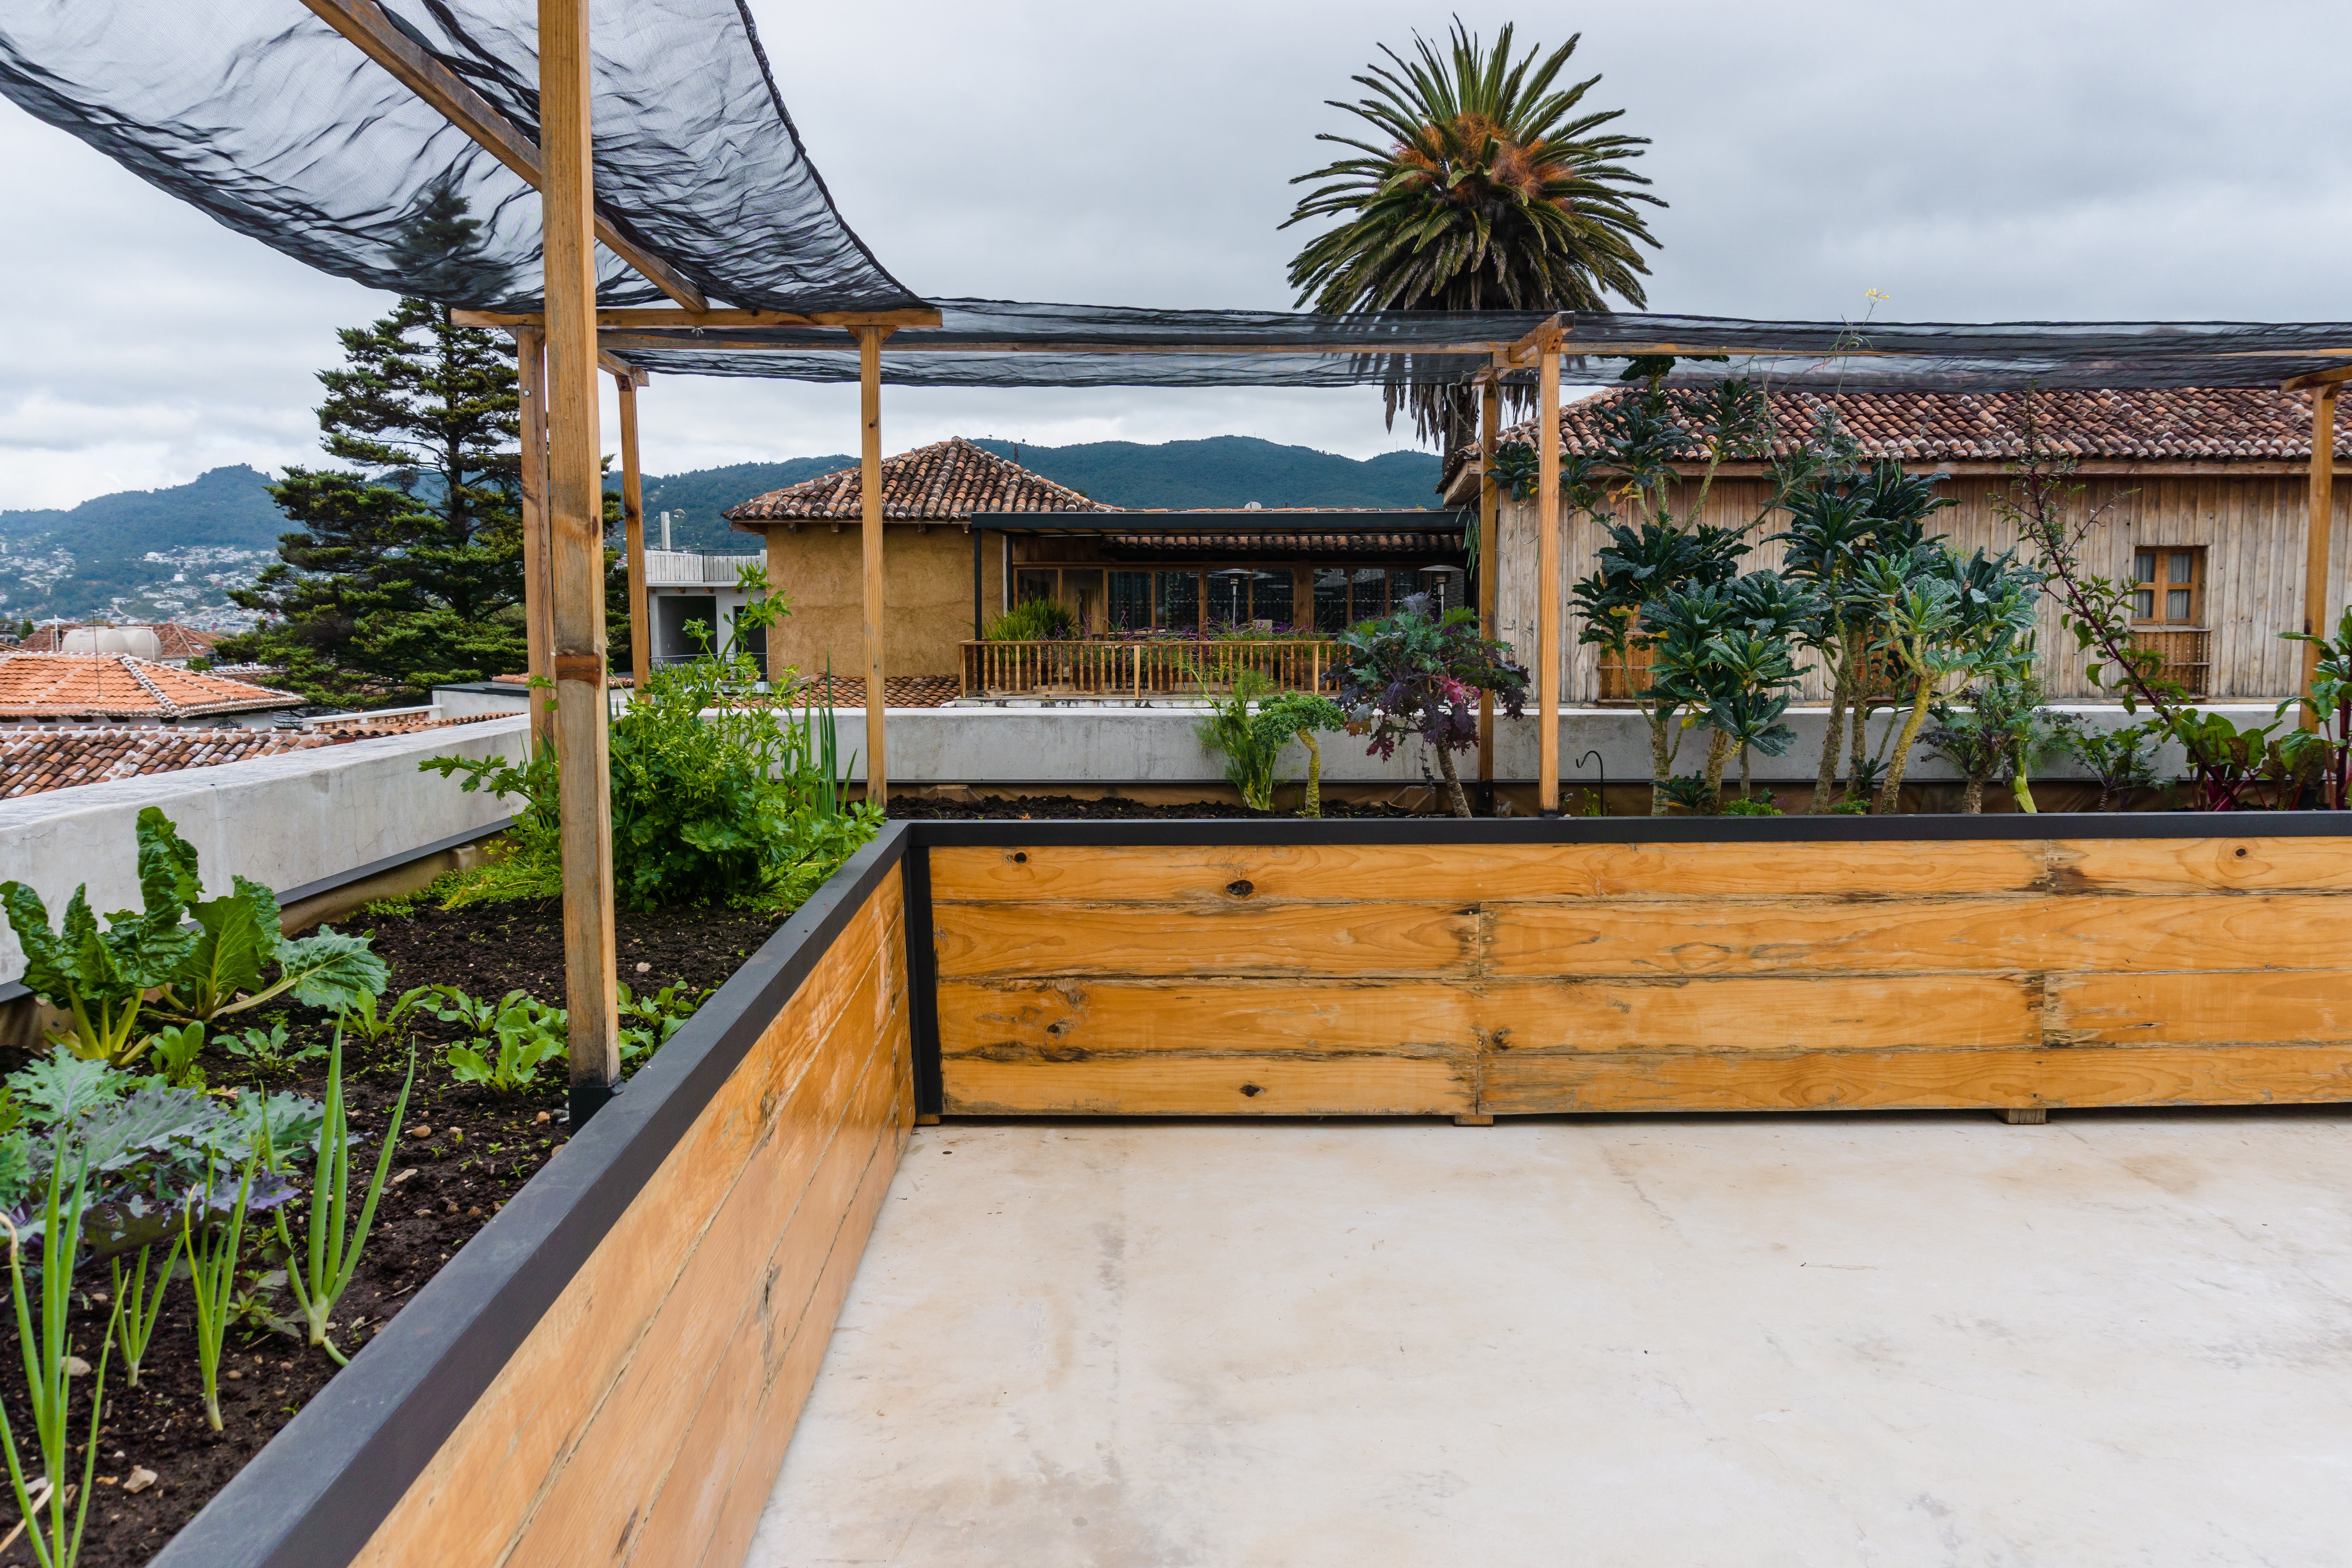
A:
0;717;525;984
755;524;1003;682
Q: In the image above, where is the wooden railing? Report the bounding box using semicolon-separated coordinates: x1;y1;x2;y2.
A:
961;639;1342;699
2131;628;2211;695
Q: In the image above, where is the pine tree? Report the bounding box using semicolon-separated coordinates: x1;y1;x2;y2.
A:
221;297;527;702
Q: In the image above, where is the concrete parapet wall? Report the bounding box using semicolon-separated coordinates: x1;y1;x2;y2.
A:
832;703;2259;787
0;716;526;984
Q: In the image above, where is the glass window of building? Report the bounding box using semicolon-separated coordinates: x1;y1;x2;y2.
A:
1109;571;1152;631
1313;569;1351;632
1251;569;1294;628
1155;570;1199;632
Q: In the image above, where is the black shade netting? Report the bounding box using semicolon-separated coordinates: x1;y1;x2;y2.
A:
608;301;2352;393
0;0;920;314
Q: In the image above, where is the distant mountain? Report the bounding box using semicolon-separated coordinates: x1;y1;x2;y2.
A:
601;436;1445;553
0;465;288;625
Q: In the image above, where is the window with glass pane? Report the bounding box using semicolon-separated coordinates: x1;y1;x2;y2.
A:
1250;569;1294;627
1109;571;1151;631
1155;570;1199;633
1351;567;1386;620
1205;569;1246;627
2130;547;2203;624
1388;568;1420;611
1016;567;1057;605
1314;569;1351;632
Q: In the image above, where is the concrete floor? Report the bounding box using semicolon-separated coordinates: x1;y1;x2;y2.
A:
750;1112;2352;1567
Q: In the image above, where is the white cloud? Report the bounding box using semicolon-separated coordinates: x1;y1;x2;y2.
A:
4;0;2349;508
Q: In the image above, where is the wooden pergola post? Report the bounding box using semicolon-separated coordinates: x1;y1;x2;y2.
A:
858;325;888;805
2302;382;2339;727
616;368;650;692
1536;328;1562;814
513;327;556;752
1475;374;1499;804
540;0;620;1122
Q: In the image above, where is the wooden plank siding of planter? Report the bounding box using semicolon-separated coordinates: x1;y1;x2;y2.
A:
930;839;2352;1117
350;868;913;1568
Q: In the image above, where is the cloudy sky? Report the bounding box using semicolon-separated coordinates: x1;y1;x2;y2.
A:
3;0;2349;510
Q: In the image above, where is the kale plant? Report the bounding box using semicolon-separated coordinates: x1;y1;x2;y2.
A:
1332;597;1528;818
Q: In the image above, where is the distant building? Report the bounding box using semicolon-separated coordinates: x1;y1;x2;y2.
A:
17;623;221;667
0;653;301;728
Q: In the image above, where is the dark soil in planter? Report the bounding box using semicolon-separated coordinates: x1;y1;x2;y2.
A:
888;792;1420;821
0;899;790;1567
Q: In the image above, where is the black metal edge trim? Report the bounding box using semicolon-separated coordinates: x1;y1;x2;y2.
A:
152;823;915;1568
902;843;943;1116
902;811;2352;849
1;820;520;1013
274;818;516;913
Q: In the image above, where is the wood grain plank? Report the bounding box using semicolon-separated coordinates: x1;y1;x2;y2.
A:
508;938;898;1566
1480;1043;2352;1115
2047;969;2352;1046
351;870;903;1568
1481;974;2038;1053
617;997;909;1566
1487;895;2352;978
945;1053;1474;1116
692;1055;911;1568
928;839;2052;906
938;978;1479;1058
2048;836;2352;894
933;902;1481;980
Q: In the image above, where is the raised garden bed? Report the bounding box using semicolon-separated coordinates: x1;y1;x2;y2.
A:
18;812;2349;1566
0;896;795;1566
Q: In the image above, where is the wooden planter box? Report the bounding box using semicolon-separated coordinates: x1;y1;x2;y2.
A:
163;813;2352;1564
156;830;919;1568
923;817;2352;1119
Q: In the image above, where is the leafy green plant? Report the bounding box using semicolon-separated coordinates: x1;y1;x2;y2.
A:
145;1023;207;1090
1721;795;1783;816
985;596;1079;642
2047;715;2164;812
1926;668;2055;814
1641;571;1820;809
271;1030;413;1363
1866;545;2044;813
425;654;880;913
1657;772;1719;812
443;992;566;1092
1255;692;1350;818
220;1018;324;1071
0;813;195;1068
0;1121;119;1568
337;986;437;1047
184;1148;264;1430
2277;604;2352;810
1194;678;1351;814
109;1235;183;1390
1332;598;1529;818
618;984;711;1068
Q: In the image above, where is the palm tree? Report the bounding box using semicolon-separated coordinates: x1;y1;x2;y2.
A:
1283;22;1664;448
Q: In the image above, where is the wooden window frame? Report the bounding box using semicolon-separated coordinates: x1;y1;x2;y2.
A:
2130;545;2206;628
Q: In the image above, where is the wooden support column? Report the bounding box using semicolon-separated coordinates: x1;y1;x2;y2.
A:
1476;375;1500;801
1537;332;1562;814
858;326;888;805
512;327;555;753
2303;383;2338;727
615;369;650;692
540;0;620;1123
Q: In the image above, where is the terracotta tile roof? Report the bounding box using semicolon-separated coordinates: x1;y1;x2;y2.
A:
0;727;335;798
1489;387;2352;464
724;437;1116;523
1109;531;1464;556
304;712;508;738
19;623;220;659
0;654;299;720
489;671;634;689
788;674;960;707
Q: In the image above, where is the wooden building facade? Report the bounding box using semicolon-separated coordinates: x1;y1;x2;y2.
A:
1457;388;2352;703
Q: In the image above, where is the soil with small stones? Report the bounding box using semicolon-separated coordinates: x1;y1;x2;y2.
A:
888;793;1421;820
0;899;788;1566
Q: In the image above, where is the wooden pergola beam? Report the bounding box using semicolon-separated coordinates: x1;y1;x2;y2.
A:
1476;370;1500;800
2302;382;2339;725
857;326;888;806
2284;364;2352;393
300;0;709;312
614;366;650;692
539;0;621;1123
455;307;942;330
1535;322;1563;814
509;327;556;753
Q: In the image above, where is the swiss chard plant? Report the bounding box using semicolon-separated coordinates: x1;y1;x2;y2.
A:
0;813;195;1068
1332;597;1528;818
